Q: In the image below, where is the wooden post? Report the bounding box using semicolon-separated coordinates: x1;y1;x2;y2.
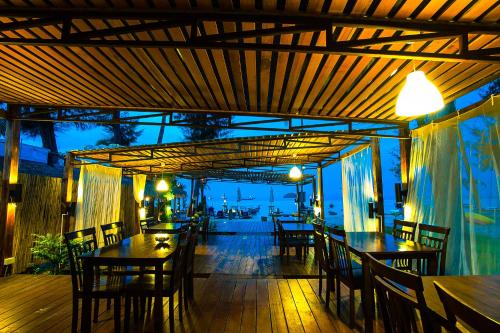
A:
371;138;384;232
0;106;21;275
61;153;74;233
317;164;325;220
399;127;411;193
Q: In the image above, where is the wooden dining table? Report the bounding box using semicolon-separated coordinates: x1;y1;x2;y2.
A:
79;234;179;333
281;222;314;235
342;232;441;333
145;222;188;234
421;275;500;327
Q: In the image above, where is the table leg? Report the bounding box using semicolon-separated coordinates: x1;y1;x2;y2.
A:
362;254;374;333
154;263;164;333
81;260;94;333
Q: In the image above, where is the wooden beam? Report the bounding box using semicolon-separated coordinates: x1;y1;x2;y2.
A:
370;138;384;232
0;106;20;275
60;153;74;233
317;165;325;220
399;127;411;192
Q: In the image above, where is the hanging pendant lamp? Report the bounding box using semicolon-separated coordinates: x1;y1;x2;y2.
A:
156;179;168;192
396;71;444;117
289;165;302;180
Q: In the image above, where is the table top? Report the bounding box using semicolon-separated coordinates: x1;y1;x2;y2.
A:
343;232;439;257
422;275;500;323
146;222;186;232
80;234;178;265
281;223;314;232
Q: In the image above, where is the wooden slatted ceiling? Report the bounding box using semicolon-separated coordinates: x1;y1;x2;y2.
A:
0;1;498;122
180;169;314;185
70;133;361;175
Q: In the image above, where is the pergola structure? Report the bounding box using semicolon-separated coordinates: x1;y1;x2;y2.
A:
177;169;315;185
0;1;498;273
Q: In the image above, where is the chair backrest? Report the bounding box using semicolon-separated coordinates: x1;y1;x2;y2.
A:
64;227;98;293
434;281;500;333
312;224;330;273
100;221;124;246
367;253;431;333
417;224;450;275
328;234;354;281
393;219;417;241
169;231;190;292
185;224;198;274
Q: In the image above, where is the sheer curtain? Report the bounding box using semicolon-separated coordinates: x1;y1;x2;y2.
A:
133;174;147;203
342;147;377;231
75;164;122;245
406;96;499;275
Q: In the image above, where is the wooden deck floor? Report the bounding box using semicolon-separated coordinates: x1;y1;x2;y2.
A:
0;274;376;333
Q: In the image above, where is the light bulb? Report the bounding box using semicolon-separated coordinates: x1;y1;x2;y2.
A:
156;179;168;192
396;71;444;117
139;207;146;219
289;165;302;180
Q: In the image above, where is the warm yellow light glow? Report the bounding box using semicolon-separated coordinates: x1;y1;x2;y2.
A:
156;179;169;192
289;166;302;180
139;207;146;220
404;204;412;220
396;71;444;117
314;205;321;217
138;189;144;201
145;196;151;202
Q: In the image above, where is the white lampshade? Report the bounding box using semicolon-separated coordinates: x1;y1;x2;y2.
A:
156;179;169;192
289;165;302;180
396;71;444;117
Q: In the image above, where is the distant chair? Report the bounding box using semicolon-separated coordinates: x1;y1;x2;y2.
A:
417;224;450;275
329;233;363;328
367;253;432;333
276;221;306;262
312;223;335;307
101;221;125;246
392;219;417;271
64;227;123;333
434;281;500;333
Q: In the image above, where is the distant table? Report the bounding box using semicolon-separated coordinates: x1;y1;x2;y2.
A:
422;275;500;327
79;234;179;333
145;222;187;234
341;232;440;333
281;223;314;235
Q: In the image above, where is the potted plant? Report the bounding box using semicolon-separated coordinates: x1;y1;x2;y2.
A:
30;233;68;275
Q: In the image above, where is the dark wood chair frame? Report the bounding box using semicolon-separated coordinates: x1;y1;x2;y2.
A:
64;227;122;333
329;234;364;328
434;281;500;333
183;224;198;309
367;253;432;333
392;219;418;271
276;221;307;262
312;223;335;307
417;224;450;276
101;221;125;246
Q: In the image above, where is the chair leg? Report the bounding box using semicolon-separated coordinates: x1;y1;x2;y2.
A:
169;296;175;333
349;289;355;328
93;298;100;323
133;296;139;322
336;280;341;317
114;297;121;333
318;267;323;297
107;298;111;310
140;296;146;319
71;297;78;333
124;296;131;333
179;287;183;322
189;273;194;299
325;279;330;308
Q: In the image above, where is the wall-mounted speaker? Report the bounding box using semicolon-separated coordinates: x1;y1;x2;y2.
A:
368;202;376;219
67;202;77;216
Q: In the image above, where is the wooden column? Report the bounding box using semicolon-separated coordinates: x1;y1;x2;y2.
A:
61;153;74;233
0;106;21;275
371;138;384;231
399;127;411;193
317;164;325;220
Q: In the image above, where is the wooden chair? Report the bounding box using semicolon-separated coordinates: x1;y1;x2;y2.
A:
434;281;500;333
64;227;123;333
367;253;432;333
183;224;199;309
101;221;125;246
417;224;450;275
276;221;306;262
392;219;417;271
123;232;189;333
272;216;279;245
312;223;335;307
393;219;417;240
329;234;363;328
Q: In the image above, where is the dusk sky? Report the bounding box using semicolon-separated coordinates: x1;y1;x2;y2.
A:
17;86;487;206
